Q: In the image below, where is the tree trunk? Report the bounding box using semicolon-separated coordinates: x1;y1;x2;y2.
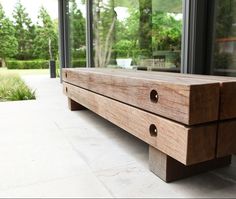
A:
94;0;101;68
0;58;6;68
94;0;116;68
139;0;152;58
48;38;53;60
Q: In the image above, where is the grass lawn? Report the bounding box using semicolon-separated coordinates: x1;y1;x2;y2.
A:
0;67;49;76
0;72;36;102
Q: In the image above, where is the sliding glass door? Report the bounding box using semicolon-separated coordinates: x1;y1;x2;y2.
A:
59;0;236;77
92;0;183;72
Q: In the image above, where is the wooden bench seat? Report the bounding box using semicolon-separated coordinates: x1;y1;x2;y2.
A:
62;68;220;125
62;68;236;182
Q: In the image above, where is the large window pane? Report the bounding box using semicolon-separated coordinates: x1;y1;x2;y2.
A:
92;0;183;72
68;0;86;68
211;0;236;76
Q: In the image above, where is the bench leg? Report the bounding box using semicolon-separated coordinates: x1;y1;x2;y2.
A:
68;98;86;111
149;146;231;182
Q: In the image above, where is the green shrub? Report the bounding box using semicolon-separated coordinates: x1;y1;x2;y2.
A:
0;74;36;101
55;59;86;70
6;60;49;69
71;59;86;68
72;49;86;60
114;40;134;58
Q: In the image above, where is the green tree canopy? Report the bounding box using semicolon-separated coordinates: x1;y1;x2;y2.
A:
216;0;236;38
69;0;86;59
152;11;182;51
0;3;18;66
33;7;58;60
115;6;182;58
12;0;35;60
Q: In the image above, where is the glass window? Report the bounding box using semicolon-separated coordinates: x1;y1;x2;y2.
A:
211;0;236;76
68;0;87;68
92;0;183;72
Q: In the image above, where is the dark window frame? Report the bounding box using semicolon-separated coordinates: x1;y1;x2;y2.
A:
58;0;70;82
181;0;212;74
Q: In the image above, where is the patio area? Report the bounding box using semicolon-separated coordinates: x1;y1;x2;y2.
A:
0;74;235;198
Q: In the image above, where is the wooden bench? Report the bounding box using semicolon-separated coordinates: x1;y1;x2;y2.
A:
62;68;236;182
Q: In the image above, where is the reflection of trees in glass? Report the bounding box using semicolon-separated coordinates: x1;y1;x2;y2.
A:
115;9;139;58
93;0;182;67
152;12;182;51
139;0;152;57
216;0;235;38
152;0;182;13
115;0;182;13
213;0;236;70
93;0;117;68
69;0;86;60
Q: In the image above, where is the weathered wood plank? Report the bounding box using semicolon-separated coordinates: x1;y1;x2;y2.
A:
63;82;217;165
149;146;232;182
217;120;236;157
134;70;236;120
62;68;220;125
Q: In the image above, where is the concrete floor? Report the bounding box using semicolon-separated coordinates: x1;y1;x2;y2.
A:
0;74;235;198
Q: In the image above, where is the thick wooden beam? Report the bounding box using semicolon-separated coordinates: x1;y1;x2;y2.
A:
219;82;236;120
62;68;220;125
63;82;217;165
217;120;236;157
149;146;232;182
136;70;236;120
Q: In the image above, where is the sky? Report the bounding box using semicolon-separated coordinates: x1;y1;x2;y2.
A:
0;0;58;23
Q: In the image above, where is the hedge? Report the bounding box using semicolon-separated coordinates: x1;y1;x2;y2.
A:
71;59;86;68
6;60;49;69
6;59;87;69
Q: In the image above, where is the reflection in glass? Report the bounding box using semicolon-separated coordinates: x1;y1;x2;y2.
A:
92;0;183;71
212;0;236;76
68;0;86;68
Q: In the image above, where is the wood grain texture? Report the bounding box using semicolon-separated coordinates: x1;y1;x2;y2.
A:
63;82;217;165
62;68;220;125
134;70;236;120
219;82;236;120
149;146;232;182
217;120;236;157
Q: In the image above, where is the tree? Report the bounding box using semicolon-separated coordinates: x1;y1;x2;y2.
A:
12;0;35;60
115;8;139;58
0;3;18;67
216;0;235;38
93;0;117;68
213;0;236;69
139;0;152;57
33;7;58;60
115;3;182;61
152;11;182;51
69;0;86;60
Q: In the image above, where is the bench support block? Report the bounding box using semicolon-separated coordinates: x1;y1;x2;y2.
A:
68;98;86;111
149;146;232;182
